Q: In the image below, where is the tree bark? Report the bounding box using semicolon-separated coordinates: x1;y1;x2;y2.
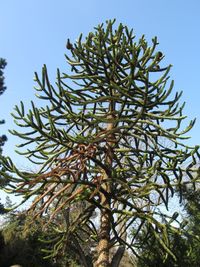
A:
95;203;111;267
95;111;115;267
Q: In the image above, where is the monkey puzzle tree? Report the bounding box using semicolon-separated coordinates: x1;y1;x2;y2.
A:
1;20;200;267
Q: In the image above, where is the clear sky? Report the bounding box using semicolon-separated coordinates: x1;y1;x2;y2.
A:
0;0;200;166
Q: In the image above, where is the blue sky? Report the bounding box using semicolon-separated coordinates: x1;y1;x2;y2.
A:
0;0;200;167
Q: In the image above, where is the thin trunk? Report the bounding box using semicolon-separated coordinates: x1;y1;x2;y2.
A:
95;153;112;267
111;246;126;267
111;205;127;267
95;108;116;267
95;199;111;267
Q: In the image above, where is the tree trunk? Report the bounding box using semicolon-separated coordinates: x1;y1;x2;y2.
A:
95;204;111;267
95;110;115;267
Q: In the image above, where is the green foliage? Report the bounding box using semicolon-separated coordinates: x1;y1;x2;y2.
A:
1;20;200;264
136;226;188;266
0;211;56;267
38;203;95;266
137;187;200;267
179;187;200;266
0;58;7;156
0;58;7;152
0;205;93;267
0;58;7;214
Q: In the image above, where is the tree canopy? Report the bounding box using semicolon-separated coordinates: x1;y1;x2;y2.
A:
1;20;200;266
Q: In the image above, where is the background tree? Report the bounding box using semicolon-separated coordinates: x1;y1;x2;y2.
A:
181;186;200;265
0;208;57;267
0;58;7;153
136;186;200;267
0;204;136;267
1;20;200;267
0;58;7;214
